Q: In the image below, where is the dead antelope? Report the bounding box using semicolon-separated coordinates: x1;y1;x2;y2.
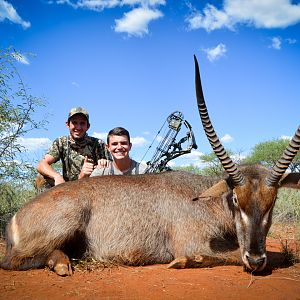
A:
1;56;299;276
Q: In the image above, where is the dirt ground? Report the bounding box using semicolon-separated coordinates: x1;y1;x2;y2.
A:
0;237;299;300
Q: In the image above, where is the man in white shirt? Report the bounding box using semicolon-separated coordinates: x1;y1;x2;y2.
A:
91;127;147;176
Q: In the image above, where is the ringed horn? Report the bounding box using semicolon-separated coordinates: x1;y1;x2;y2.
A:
194;55;300;188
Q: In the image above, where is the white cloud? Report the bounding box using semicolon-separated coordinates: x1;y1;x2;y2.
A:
17;137;52;152
186;0;300;32
221;133;233;143
71;81;79;87
51;1;165;36
92;131;108;141
268;36;297;49
270;36;282;49
131;136;148;146
11;52;30;65
177;150;204;163
0;0;31;29
114;7;163;36
121;0;166;6
183;149;204;160
280;135;292;140
161;149;205;168
166;160;176;167
286;38;297;44
187;4;231;32
54;0;166;10
203;43;227;62
72;0;120;11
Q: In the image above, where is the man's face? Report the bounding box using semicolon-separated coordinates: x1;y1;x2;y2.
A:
66;114;89;140
107;135;132;161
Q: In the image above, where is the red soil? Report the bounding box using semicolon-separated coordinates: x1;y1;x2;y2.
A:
0;238;299;300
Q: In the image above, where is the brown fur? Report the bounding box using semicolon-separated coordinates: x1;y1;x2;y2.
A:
1;166;299;276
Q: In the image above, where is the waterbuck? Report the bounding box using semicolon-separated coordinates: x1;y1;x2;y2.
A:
1;56;299;276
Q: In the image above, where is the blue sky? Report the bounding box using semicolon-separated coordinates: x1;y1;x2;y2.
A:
1;0;300;168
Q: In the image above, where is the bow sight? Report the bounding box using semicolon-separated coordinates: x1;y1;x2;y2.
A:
144;111;197;173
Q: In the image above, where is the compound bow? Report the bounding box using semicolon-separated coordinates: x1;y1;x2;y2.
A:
143;111;197;173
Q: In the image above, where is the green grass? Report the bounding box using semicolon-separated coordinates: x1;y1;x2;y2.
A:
273;188;300;223
269;188;300;262
270;188;300;240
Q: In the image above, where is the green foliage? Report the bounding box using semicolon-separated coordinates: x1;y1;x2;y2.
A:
0;182;37;237
0;47;47;183
273;188;300;223
245;139;300;171
198;152;224;175
174;165;203;174
270;188;300;245
0;47;48;236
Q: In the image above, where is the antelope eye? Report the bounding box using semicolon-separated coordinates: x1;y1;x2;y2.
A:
232;192;238;207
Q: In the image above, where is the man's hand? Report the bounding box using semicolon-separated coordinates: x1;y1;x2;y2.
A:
79;156;95;179
54;174;65;186
98;158;108;168
37;154;65;186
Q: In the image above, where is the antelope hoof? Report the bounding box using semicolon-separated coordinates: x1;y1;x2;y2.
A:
47;250;73;276
167;257;188;269
54;262;73;276
167;255;206;269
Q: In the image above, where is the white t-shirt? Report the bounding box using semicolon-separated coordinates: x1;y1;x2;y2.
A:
91;159;147;176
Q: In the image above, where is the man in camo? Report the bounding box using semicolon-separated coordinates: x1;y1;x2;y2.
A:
36;107;110;189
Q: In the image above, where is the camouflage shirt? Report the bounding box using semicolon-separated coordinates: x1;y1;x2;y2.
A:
47;135;109;182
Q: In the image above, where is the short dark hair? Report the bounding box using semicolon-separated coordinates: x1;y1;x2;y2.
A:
107;127;130;144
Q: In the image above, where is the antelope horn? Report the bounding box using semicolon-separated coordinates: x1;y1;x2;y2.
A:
194;55;245;187
265;125;300;186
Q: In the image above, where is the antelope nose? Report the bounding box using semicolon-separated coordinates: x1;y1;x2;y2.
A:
246;254;266;270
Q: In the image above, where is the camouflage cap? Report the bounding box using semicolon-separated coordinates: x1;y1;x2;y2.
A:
68;107;89;122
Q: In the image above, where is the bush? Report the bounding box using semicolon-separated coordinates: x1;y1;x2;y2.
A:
0;182;36;238
273;188;300;223
269;188;300;243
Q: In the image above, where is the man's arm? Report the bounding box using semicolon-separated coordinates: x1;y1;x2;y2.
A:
37;154;65;186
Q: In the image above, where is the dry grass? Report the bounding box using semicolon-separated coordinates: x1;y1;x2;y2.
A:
269;222;300;265
279;238;300;265
268;188;300;263
71;257;119;273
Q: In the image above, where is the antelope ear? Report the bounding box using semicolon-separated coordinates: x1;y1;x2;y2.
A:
279;173;300;189
199;180;230;198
